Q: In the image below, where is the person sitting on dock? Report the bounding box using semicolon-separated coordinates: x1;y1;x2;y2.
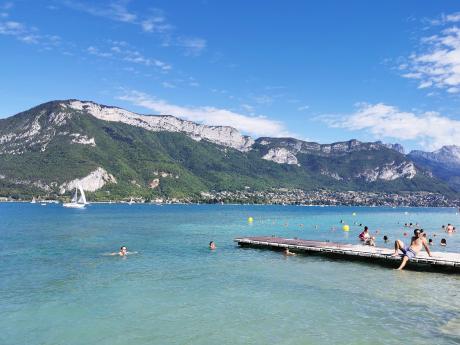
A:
392;229;432;270
359;226;375;246
283;248;296;256
359;226;370;241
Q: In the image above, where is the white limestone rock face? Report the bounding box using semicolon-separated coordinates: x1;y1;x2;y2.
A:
356;162;417;182
0;104;78;155
410;145;460;166
262;148;299;165
149;178;160;189
60;167;117;193
67;101;254;152
320;170;343;180
70;133;96;146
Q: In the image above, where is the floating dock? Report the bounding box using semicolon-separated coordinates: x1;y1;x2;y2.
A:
234;236;460;273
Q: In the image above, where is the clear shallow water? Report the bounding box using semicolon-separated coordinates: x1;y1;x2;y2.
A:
1;203;459;345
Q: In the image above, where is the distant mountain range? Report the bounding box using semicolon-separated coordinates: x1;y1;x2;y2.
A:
409;146;460;192
0;99;458;200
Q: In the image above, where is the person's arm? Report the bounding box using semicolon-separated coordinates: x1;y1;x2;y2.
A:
423;240;432;257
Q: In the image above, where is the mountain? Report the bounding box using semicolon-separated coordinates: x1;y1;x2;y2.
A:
409;146;460;191
0;100;455;200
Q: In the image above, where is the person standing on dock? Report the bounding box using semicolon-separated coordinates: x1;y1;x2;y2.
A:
392;229;432;270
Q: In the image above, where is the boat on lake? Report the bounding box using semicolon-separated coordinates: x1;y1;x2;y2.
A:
63;185;87;209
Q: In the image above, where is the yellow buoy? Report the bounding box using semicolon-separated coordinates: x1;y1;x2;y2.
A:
342;224;350;231
248;217;254;223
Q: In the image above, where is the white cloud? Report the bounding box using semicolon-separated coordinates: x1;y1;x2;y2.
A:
87;41;172;71
252;95;273;105
161;81;175;88
401;20;460;93
117;90;294;138
62;0;137;23
87;46;112;58
109;1;136;23
322;102;460;150
177;37;206;56
141;12;171;33
241;104;254;112
63;1;206;57
297;105;310;111
0;20;61;47
445;13;460;23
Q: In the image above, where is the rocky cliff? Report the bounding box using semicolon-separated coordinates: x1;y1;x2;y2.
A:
0;99;455;199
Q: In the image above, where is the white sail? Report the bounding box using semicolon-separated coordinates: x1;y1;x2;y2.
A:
71;188;78;203
63;185;87;208
77;185;87;204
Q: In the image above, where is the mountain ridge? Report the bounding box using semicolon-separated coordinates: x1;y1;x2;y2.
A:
409;145;460;191
0;99;457;201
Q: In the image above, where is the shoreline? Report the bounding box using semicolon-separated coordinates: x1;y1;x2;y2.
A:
0;199;458;209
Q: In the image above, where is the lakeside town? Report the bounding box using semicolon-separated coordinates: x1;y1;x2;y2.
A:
2;189;459;207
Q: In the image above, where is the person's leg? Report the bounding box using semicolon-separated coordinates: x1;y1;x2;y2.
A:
396;256;409;270
392;240;404;256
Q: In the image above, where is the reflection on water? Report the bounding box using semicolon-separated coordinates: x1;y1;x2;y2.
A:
439;317;460;338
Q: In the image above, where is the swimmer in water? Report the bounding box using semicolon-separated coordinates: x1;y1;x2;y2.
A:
209;241;216;250
383;235;389;243
284;248;296;256
440;238;447;246
110;246;131;256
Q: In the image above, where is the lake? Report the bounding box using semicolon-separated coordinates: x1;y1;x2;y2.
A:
0;203;459;345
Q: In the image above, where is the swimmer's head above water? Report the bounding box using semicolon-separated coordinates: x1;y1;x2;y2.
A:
119;246;127;255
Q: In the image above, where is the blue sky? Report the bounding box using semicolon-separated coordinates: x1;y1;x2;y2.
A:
1;0;460;151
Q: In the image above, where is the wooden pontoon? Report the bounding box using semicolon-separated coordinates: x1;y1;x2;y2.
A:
235;236;460;273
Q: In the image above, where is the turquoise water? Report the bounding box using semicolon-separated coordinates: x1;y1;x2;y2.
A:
1;203;459;345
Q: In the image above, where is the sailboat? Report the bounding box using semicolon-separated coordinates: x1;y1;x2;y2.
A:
128;197;134;205
63;185;87;209
31;197;36;204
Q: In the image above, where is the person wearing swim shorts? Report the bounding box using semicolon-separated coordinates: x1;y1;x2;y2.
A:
391;229;432;270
